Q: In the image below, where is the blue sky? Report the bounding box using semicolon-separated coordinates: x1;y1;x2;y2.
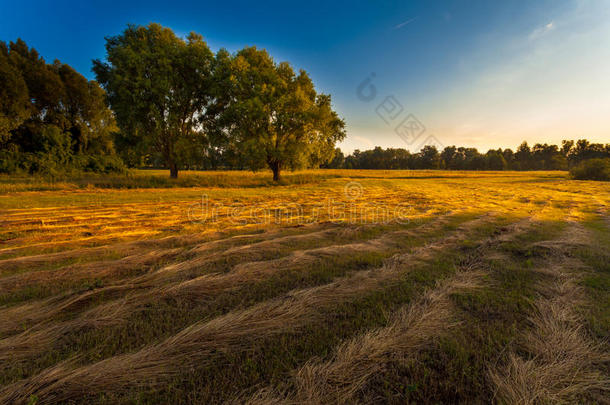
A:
1;0;609;152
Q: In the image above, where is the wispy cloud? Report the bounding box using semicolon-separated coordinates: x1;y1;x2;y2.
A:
529;21;555;40
423;2;610;150
352;135;374;147
393;17;417;30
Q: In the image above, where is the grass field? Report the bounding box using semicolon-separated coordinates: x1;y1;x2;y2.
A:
0;169;608;404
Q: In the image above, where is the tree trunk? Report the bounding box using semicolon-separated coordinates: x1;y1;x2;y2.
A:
169;162;178;179
271;162;281;182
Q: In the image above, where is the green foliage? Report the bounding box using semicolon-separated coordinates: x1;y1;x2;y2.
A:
2;28;607;179
485;149;508;170
417;145;441;169
0;43;29;144
531;143;567;170
342;139;609;171
93;24;214;178
570;158;610;181
0;147;20;173
0;39;123;175
321;147;345;168
211;46;345;180
567;139;610;165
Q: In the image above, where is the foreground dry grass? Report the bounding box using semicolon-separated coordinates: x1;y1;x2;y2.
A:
0;170;608;404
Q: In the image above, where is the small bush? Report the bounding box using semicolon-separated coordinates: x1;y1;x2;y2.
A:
570;158;610;181
0;147;20;173
82;155;127;174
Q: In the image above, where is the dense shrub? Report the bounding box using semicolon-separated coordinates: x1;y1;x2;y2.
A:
82;154;126;174
0;147;20;173
0;148;125;176
570;158;610;181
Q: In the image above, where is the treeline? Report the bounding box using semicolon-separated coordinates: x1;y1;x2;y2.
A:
1;25;608;180
321;140;610;171
0;39;125;175
1;25;345;180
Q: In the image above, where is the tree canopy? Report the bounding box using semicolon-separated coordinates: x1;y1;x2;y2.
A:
0;39;123;175
93;24;214;178
94;25;345;180
211;47;345;180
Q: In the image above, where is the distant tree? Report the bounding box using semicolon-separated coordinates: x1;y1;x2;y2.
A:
570;158;610;181
394;148;412;169
530;143;566;170
440;146;457;169
212;47;345;181
455;147;484;170
339;140;607;173
515;141;533;170
485;149;507;170
94;23;214;178
417;145;441;169
561;140;574;158
344;149;360;169
568;139;609;166
452;147;470;170
469;153;486;170
370;146;387;169
502;148;514;169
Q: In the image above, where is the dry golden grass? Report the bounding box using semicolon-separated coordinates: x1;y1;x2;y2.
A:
0;215;494;403
247;270;484;405
0;170;608;404
490;224;610;404
1;170;604;259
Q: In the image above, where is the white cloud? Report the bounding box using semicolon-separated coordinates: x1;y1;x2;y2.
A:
393;17;417;30
529;21;555;40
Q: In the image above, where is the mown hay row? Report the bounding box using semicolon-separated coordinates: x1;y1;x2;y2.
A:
489;223;610;404
0;214;507;403
0;216;451;370
247;270;485;404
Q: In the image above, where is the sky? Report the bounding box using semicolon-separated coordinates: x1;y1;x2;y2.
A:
1;0;609;153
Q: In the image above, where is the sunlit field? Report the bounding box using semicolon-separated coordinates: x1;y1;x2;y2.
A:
0;170;608;404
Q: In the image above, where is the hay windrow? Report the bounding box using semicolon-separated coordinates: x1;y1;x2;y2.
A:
0;171;608;404
489;223;610;404
0;215;503;403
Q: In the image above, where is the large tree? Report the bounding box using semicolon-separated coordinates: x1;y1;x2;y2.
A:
213;47;345;181
93;24;214;178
